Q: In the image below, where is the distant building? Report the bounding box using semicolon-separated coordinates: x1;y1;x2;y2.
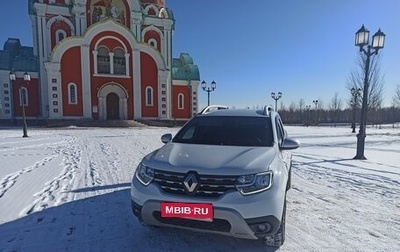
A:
0;0;200;121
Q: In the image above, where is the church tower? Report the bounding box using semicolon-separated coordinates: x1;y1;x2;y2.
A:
18;0;200;121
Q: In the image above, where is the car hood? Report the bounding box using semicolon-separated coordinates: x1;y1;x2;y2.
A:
146;142;276;175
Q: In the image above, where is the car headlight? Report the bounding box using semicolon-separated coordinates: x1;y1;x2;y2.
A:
236;171;273;195
135;163;154;186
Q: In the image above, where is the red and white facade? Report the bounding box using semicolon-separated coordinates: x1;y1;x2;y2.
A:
24;0;200;120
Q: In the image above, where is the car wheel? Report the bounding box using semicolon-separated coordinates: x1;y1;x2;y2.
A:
265;198;286;247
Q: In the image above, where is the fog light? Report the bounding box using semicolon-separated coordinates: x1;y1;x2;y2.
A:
257;223;271;233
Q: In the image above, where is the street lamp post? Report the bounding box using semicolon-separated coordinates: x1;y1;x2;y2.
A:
201;80;216;106
9;71;16;124
351;87;362;133
313;100;318;126
271;92;282;111
354;25;385;160
21;72;30;138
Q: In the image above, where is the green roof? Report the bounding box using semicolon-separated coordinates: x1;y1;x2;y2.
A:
172;53;200;81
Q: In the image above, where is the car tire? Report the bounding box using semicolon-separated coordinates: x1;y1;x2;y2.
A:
265;198;286;247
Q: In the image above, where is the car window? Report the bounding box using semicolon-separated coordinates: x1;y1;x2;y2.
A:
173;116;273;147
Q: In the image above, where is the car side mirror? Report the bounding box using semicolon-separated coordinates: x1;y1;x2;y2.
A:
161;133;172;144
280;137;300;150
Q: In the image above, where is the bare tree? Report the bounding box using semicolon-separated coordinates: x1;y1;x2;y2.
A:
298;99;305;111
330;93;342;127
297;99;305;124
279;100;286;111
317;98;324;110
346;53;384;110
393;84;400;108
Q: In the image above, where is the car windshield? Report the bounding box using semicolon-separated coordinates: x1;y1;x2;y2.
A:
173;116;273;147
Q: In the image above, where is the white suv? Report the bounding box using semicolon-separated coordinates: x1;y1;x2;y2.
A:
131;105;299;247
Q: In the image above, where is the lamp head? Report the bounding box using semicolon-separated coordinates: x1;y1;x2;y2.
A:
24;72;31;81
211;80;216;90
372;28;385;50
355;24;369;48
9;71;16;81
201;80;206;90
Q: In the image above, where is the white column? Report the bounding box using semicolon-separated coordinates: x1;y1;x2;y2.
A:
133;49;141;118
131;11;142;39
165;28;172;68
44;62;62;119
162;30;167;65
81;44;92;118
35;3;49;118
167;72;172;119
125;53;130;76
158;70;169;119
30;15;39;56
92;51;98;74
109;52;114;74
73;3;86;36
191;81;200;116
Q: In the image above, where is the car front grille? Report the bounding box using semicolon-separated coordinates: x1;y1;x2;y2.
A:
153;170;238;198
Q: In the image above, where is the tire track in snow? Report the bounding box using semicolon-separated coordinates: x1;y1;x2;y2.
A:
83;139;122;191
288;157;400;250
293;152;400;200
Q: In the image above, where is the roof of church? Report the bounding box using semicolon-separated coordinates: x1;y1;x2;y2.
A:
172;53;200;81
0;38;38;72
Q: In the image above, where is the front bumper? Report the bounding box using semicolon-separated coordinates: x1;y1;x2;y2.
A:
131;199;280;240
131;176;285;240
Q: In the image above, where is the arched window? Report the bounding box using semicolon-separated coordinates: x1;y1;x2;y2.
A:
97;46;110;74
113;48;126;75
148;38;157;49
56;30;66;43
178;93;184;109
68;83;77;104
20;87;28;106
146;87;153;106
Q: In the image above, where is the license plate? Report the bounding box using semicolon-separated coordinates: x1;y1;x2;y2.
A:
161;202;213;221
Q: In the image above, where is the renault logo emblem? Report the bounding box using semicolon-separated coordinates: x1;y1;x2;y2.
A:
183;173;199;193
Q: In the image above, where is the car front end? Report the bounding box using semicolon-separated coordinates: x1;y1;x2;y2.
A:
130;144;287;240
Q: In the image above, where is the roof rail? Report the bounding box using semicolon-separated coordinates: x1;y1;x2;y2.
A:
262;105;273;116
198;105;229;115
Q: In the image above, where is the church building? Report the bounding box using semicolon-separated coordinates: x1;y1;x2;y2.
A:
0;0;200;121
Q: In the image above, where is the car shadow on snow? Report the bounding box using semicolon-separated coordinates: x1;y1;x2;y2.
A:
0;188;279;252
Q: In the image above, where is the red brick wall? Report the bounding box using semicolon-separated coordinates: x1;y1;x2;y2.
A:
140;52;158;117
61;46;83;116
50;19;73;50
143;29;161;52
12;77;40;117
90;31;134;118
172;85;191;119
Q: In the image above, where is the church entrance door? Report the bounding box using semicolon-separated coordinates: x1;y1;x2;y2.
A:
106;92;120;120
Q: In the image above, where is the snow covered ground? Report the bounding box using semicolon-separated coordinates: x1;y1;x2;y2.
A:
0;125;399;252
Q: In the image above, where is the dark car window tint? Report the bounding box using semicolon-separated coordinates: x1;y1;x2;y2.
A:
173;116;273;147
